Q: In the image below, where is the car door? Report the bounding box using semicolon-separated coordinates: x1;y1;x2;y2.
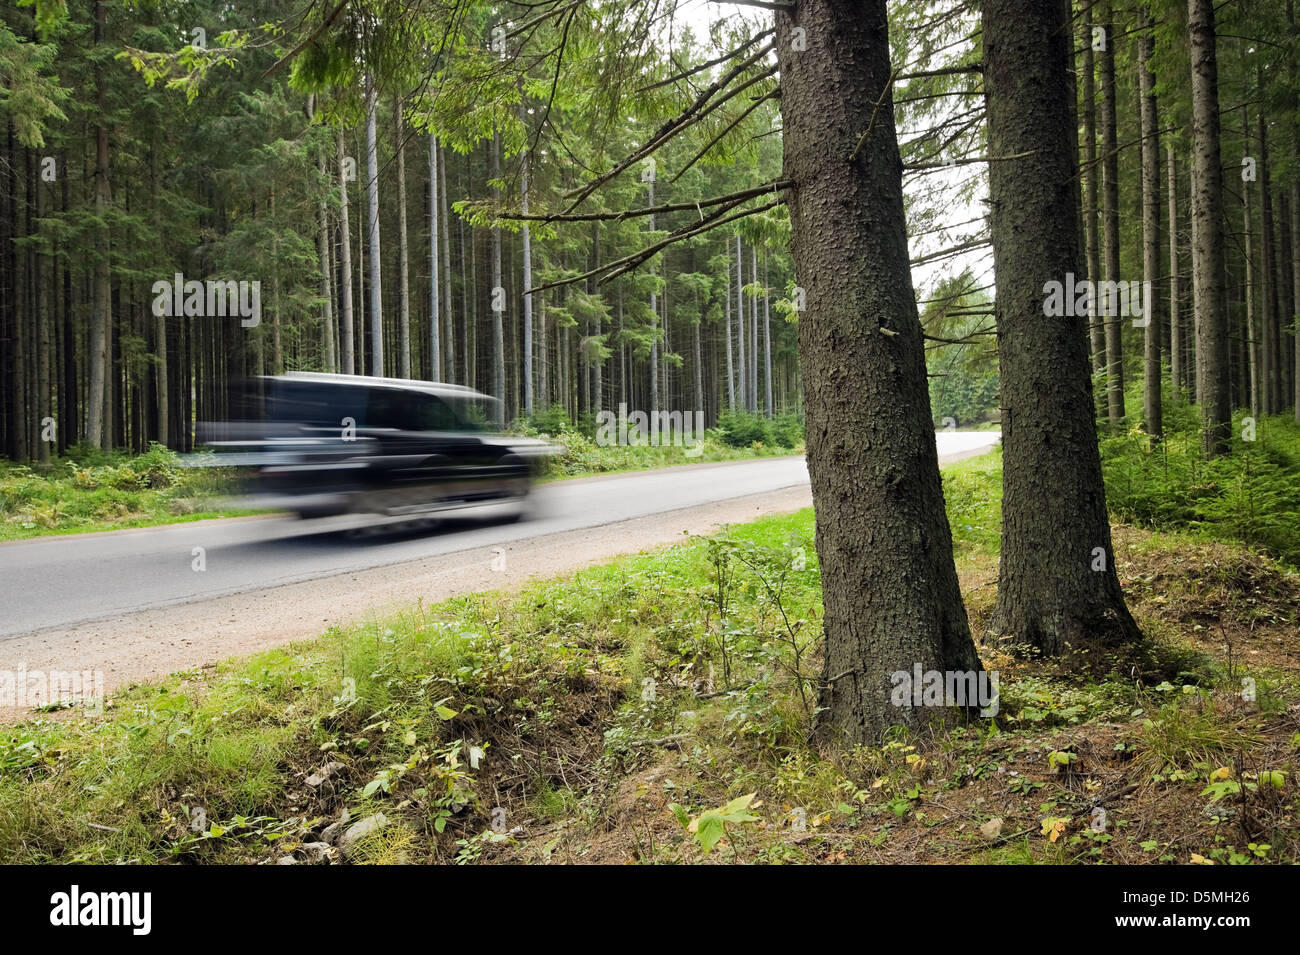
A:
364;387;486;511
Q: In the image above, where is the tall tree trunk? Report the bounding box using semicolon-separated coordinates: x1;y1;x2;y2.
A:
723;262;735;411
395;101;411;379
618;287;626;409
1187;160;1199;401
1292;1;1300;421
1188;0;1232;456
462;180;473;389
1293;17;1300;420
1138;15;1162;444
662;262;671;413
1099;2;1125;427
440;140;454;383
590;222;600;415
336;129;356;374
1257;73;1279;415
521;132;534;416
750;246;759;412
428;134;441;380
88;0;110;449
694;311;703;417
365;78;384;376
648;178;659;416
59;150;76;449
984;0;1141;654
356;141;365;375
1;128;12;458
35;152;50;464
538;290;548;408
1082;1;1105;392
1168;145;1183;399
1243;107;1259;415
1279;191;1295;412
310;97;336;374
735;235;745;411
270;187;283;375
1294;174;1300;420
763;255;773;418
491;129;504;424
776;0;983;746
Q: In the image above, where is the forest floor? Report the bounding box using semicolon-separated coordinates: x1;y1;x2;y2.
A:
1;450;1296;864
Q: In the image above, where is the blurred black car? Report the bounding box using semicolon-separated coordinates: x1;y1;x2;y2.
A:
196;372;557;519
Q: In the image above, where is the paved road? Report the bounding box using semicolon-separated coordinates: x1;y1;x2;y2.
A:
0;433;998;639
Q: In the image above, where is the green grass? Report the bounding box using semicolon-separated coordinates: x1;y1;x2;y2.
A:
0;443;259;542
941;447;1004;555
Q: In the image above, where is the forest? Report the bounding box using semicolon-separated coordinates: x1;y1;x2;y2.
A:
0;0;809;455
0;0;1298;880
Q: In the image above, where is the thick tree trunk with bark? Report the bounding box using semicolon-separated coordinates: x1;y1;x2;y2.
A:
983;0;1141;654
1188;0;1232;456
777;0;983;746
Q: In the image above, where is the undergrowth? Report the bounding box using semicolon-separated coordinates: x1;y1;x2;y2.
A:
0;443;246;541
1100;393;1300;568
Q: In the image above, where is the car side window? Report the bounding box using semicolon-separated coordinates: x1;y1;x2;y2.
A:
367;388;463;432
272;382;366;428
364;389;400;429
411;394;461;431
